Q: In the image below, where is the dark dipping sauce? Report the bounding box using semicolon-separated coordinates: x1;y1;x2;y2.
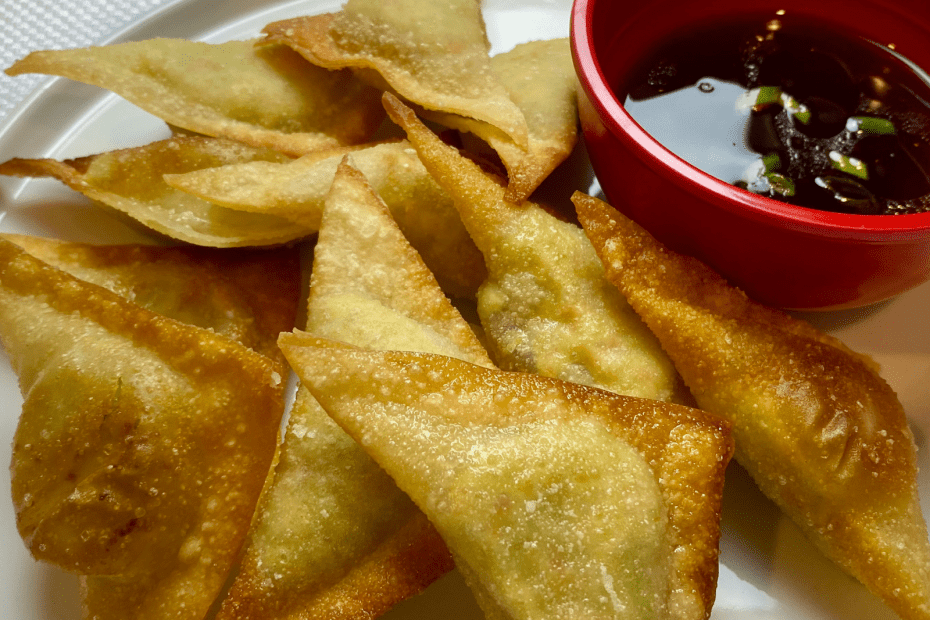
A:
623;13;930;215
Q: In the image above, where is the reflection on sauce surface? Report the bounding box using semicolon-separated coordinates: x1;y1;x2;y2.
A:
622;13;930;215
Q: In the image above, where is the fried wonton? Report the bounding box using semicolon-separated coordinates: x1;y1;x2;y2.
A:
5;38;385;155
573;191;930;620
384;94;691;404
420;38;579;203
0;234;301;370
0;136;311;247
217;159;493;620
261;0;528;148
304;161;491;363
278;337;733;620
164;140;486;298
0;238;286;620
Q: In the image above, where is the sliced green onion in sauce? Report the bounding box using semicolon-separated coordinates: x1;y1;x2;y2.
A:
829;150;870;179
762;152;782;172
780;92;811;124
752;86;783;110
765;172;796;196
846;116;896;135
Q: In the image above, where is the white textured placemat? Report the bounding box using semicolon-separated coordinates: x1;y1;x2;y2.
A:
0;0;175;125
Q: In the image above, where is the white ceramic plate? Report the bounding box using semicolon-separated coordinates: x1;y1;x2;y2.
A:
0;1;927;618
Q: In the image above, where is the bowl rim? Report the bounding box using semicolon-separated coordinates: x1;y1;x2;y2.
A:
570;0;930;241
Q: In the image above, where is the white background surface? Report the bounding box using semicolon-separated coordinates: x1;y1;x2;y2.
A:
0;1;927;619
0;0;174;123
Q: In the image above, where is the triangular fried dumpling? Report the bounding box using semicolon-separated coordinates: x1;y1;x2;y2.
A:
261;0;528;148
5;39;384;155
1;234;301;370
573;191;930;620
304;160;489;359
217;159;493;620
420;38;579;203
0;136;311;247
164;140;486;298
383;93;690;404
278;337;733;620
0;238;286;619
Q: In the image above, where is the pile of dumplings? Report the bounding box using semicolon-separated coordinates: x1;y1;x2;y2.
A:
1;1;928;619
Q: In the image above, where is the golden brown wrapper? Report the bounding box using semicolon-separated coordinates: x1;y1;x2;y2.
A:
279;338;733;620
303;160;491;364
260;0;528;148
0;136;311;247
1;234;301;371
384;93;691;405
573;191;930;620
0;136;312;248
0;238;286;620
420;38;579;204
6;38;385;155
164;140;486;298
217;159;492;620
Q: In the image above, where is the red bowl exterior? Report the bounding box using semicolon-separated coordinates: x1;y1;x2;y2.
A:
571;0;930;309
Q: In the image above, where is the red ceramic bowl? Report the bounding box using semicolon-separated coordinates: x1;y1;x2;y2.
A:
571;0;930;309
